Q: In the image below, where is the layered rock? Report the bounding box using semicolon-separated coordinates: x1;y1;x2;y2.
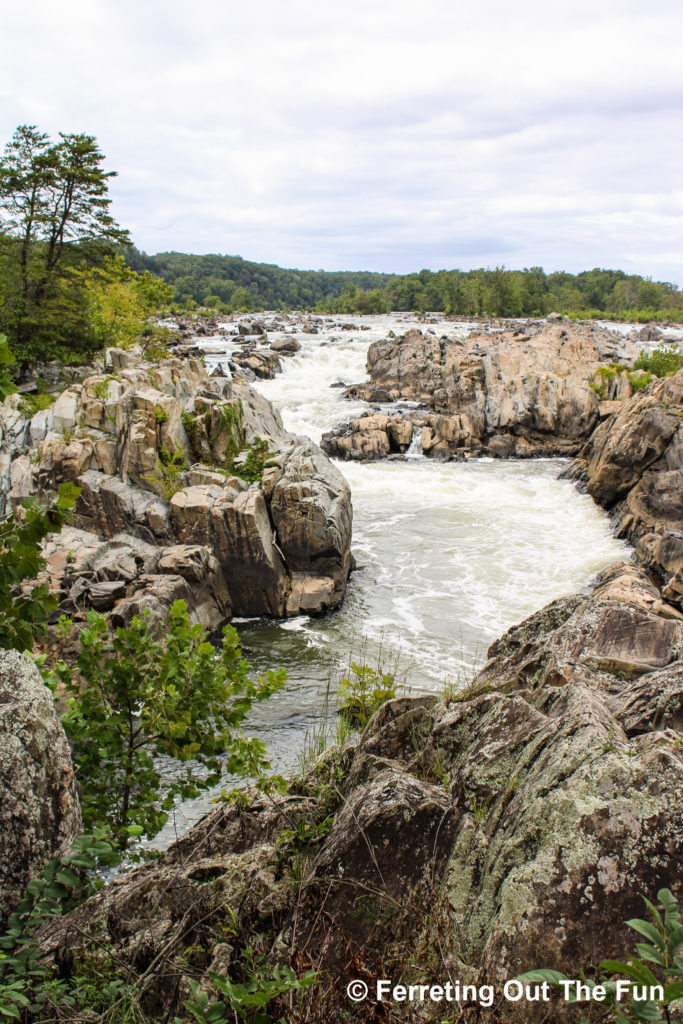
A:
322;320;640;461
0;348;352;627
37;562;683;1022
566;370;683;611
0;650;81;925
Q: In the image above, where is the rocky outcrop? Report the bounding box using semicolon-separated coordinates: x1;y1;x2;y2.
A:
37;561;683;1022
566;370;683;611
0;348;353;627
322;320;640;461
0;650;81;925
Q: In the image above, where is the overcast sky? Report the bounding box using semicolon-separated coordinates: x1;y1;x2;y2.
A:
3;0;683;280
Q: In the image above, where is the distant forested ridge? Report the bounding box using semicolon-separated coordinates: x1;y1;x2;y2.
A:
125;248;683;322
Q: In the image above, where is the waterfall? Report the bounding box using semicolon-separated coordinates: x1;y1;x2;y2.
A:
405;427;423;459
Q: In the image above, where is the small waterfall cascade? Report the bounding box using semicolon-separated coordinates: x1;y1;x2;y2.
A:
405;426;423;458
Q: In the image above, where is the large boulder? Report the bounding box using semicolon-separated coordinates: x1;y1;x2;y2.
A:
0;650;81;925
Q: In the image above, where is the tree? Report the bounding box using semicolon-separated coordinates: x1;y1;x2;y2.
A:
53;602;287;851
0;124;130;361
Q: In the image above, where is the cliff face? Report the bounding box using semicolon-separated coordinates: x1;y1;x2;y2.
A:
322;319;640;461
565;368;683;612
0;347;352;627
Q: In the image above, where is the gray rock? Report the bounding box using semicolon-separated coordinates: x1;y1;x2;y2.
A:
0;650;81;925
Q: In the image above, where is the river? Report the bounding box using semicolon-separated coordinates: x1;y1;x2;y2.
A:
153;313;630;847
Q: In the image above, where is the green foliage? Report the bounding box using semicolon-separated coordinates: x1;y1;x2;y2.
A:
0;333;16;400
125;248;683;319
52;601;286;851
0;482;78;651
338;661;398;730
0;124;131;361
520;887;683;1023
629;371;653;393
235;436;274;484
0;830;116;1020
19;390;56;416
178;946;318;1024
144;444;188;499
633;346;682;379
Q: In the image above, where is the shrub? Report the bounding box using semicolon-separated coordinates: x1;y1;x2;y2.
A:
633;346;682;378
52;601;287;852
0;483;79;652
338;661;398;730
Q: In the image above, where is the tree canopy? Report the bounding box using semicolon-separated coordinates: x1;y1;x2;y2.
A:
0;125;130;361
127;248;683;322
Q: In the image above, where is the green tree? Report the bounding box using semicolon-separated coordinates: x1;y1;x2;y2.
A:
85;254;174;349
0;483;79;653
0;124;130;361
53;602;286;851
0;332;15;400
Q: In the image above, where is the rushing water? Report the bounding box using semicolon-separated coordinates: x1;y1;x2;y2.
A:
154;314;631;847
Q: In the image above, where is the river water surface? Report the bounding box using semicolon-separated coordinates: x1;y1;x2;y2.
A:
156;314;630;846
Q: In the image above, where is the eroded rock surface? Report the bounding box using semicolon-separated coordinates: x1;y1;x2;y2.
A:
566;370;683;611
0;650;81;925
0;348;352;626
322;319;640;461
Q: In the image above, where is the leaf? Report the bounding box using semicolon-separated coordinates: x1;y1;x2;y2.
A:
660;979;683;1003
516;969;568;985
627;920;666;951
599;960;660;986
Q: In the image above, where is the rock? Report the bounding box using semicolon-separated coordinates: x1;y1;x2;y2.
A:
328;321;642;461
270;338;301;354
211;488;287;617
270;442;352;609
0;650;81;925
567;371;683;609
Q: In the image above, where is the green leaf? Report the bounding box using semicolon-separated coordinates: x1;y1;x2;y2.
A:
627;919;666;951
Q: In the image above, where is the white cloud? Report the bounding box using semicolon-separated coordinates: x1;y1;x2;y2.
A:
2;0;682;278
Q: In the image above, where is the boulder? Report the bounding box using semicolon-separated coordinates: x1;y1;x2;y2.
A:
270;442;352;608
0;650;81;925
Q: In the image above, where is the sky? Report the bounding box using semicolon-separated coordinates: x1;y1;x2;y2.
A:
3;0;683;281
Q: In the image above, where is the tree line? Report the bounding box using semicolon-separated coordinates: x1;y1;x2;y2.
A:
128;249;683;322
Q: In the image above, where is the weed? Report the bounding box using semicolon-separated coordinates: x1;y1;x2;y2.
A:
93;377;111;400
338;661;397;730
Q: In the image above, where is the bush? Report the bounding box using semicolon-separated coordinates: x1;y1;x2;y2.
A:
633;346;682;378
52;601;286;852
0;483;79;652
338;661;398;730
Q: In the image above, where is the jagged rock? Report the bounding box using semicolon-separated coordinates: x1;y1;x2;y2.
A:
567;371;683;609
270;441;352;609
324;322;642;461
211;488;287;617
0;650;81;925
